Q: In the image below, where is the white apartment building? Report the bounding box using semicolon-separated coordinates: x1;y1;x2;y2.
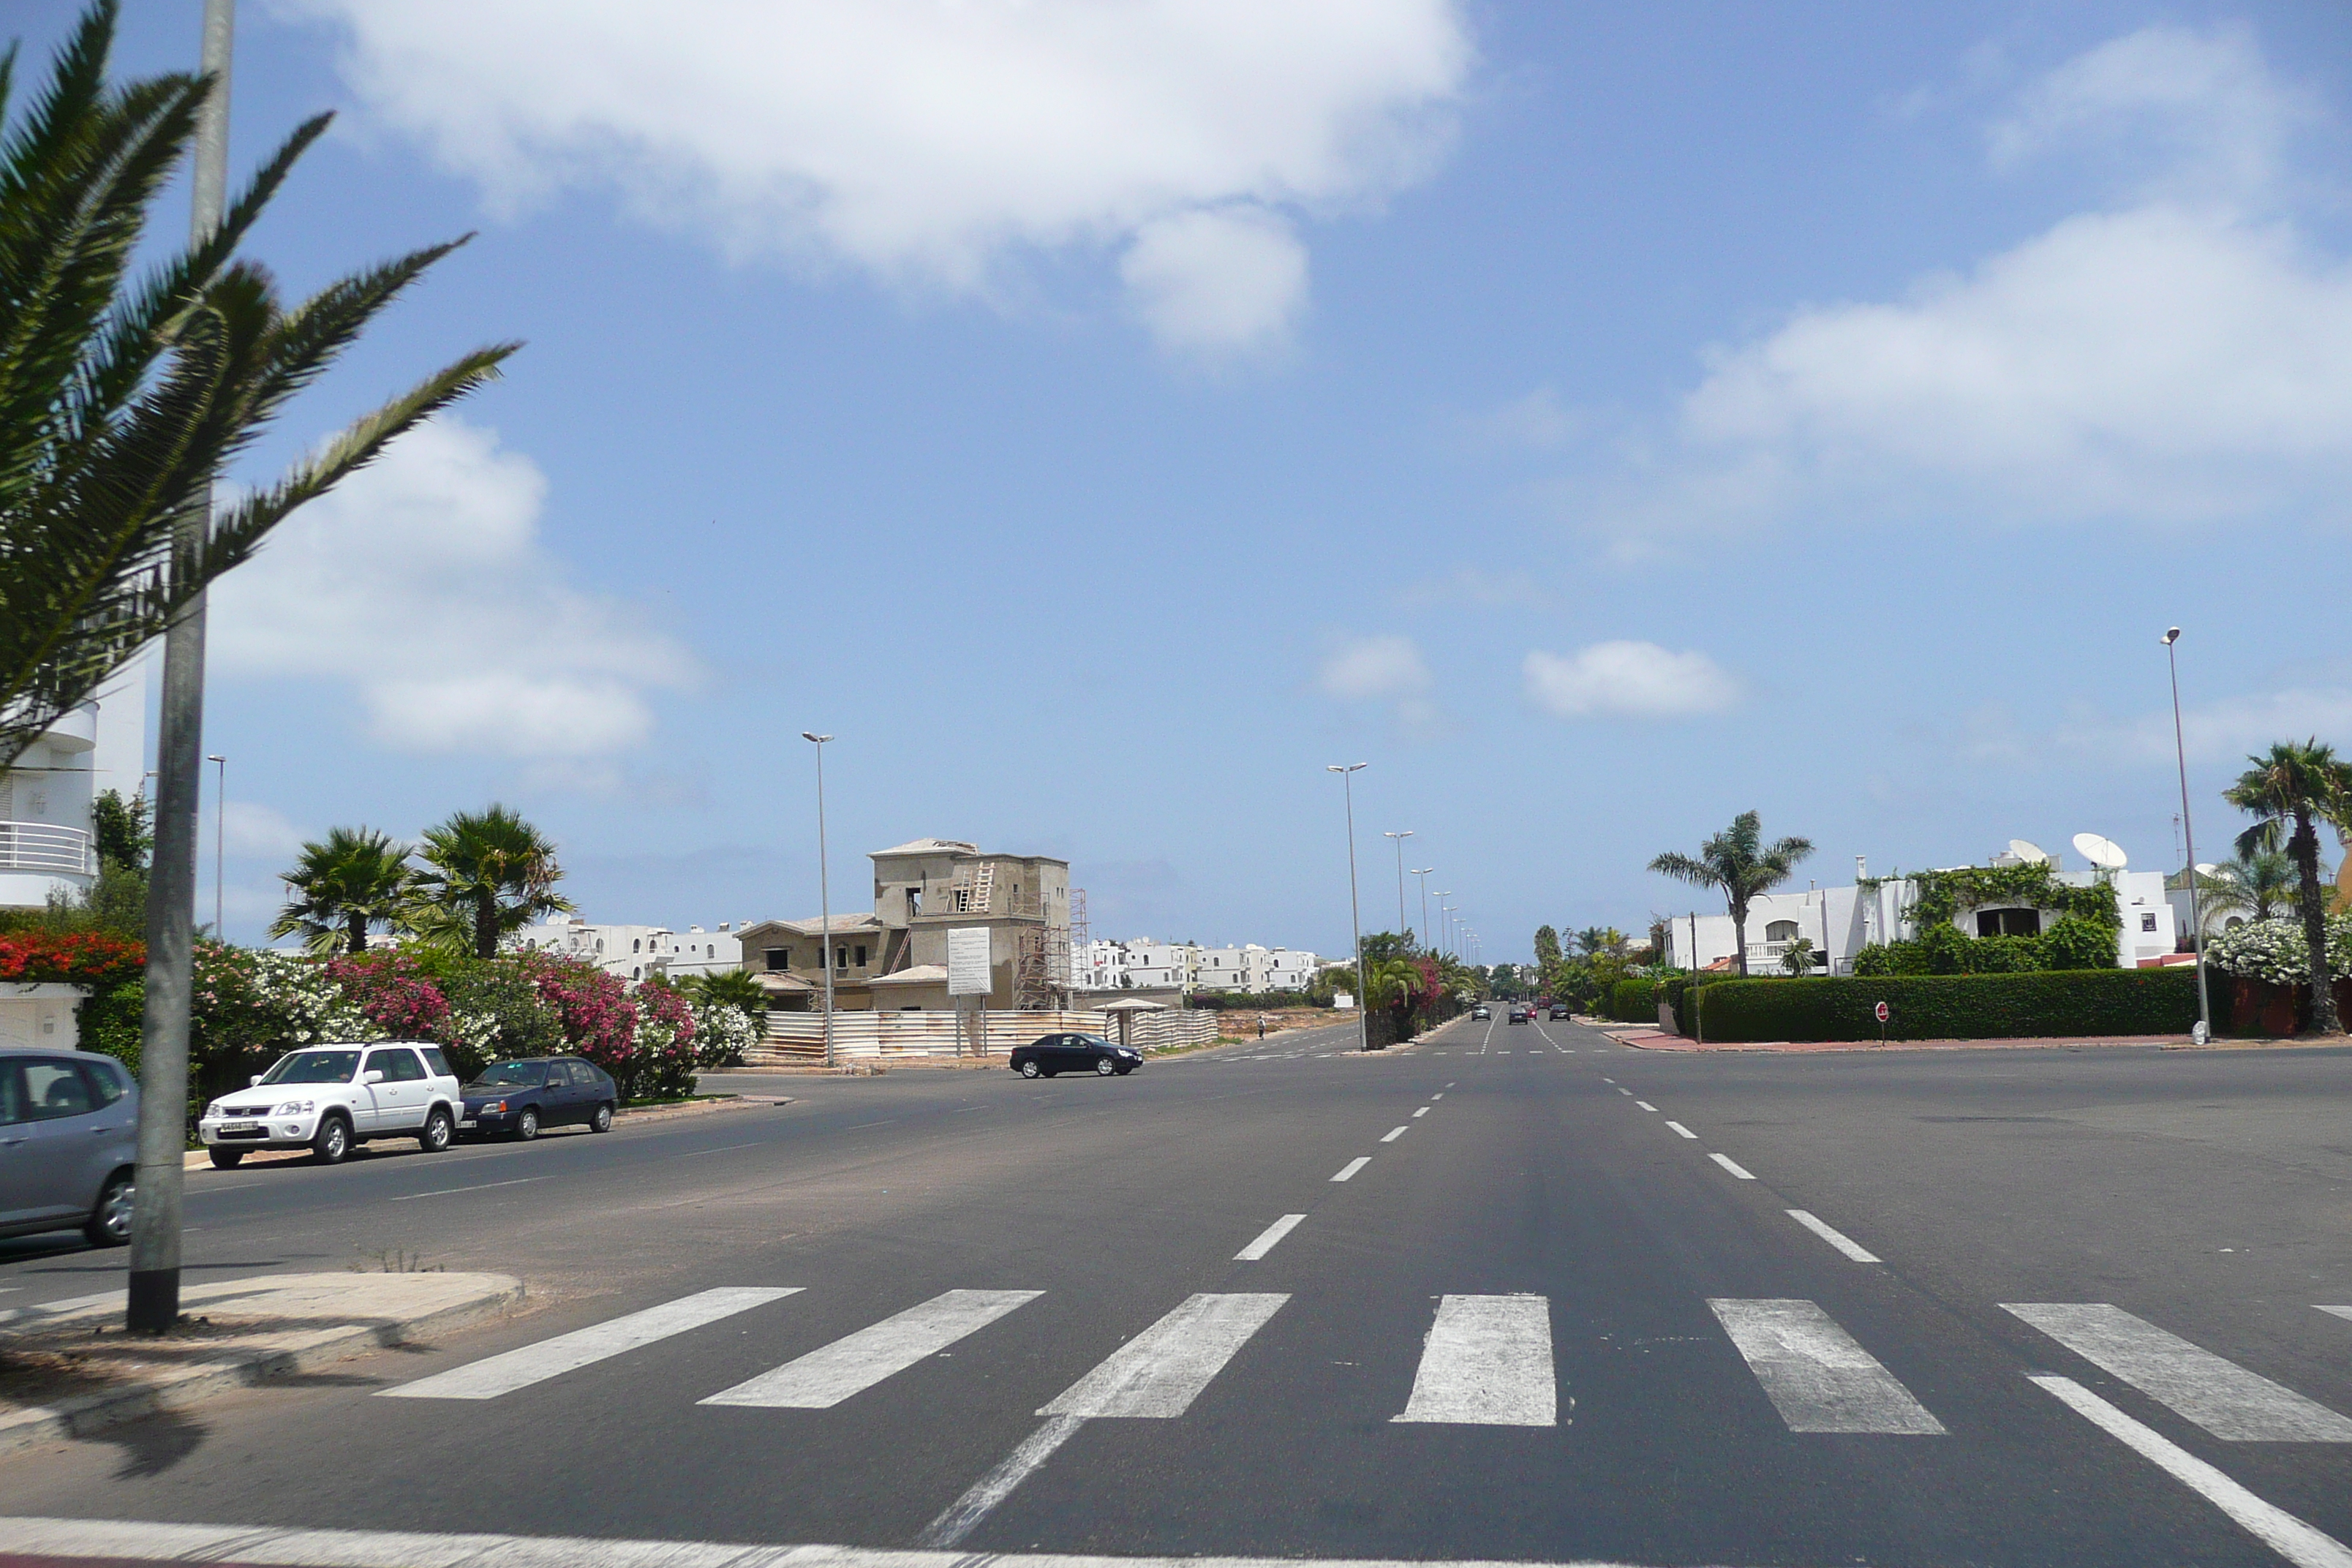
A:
514;919;745;981
1071;938;1319;994
1;655;148;916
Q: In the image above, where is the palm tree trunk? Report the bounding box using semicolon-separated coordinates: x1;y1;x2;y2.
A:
1730;896;1749;977
346;912;367;955
2292;810;2340;1034
475;892;497;960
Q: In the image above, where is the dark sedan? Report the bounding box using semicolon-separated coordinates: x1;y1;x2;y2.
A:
459;1057;618;1140
1549;1003;1571;1019
1009;1033;1142;1079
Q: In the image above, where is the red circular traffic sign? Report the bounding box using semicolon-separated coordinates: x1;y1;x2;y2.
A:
1874;1000;1891;1023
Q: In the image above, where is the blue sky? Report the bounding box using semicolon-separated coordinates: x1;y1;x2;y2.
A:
49;1;2352;961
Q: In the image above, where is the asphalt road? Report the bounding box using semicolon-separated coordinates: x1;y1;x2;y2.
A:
3;1016;2350;1568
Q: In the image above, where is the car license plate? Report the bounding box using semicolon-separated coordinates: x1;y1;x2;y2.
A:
459;1118;477;1128
219;1121;260;1134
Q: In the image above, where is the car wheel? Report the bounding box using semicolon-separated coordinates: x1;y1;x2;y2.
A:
516;1106;540;1142
419;1107;454;1153
1019;1060;1041;1078
208;1147;245;1169
590;1101;614;1134
313;1115;351;1165
1095;1057;1116;1077
84;1170;135;1247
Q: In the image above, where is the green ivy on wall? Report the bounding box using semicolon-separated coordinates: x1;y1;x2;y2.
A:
1850;866;2122;976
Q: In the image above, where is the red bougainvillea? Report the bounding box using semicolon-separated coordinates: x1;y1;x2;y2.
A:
0;932;144;987
325;952;453;1040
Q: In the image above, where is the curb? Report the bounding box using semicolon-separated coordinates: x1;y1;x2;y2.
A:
181;1096;793;1169
0;1273;523;1460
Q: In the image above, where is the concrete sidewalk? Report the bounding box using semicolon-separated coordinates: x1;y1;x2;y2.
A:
0;1271;522;1460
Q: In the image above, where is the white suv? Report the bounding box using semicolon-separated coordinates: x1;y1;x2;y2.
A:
198;1042;463;1168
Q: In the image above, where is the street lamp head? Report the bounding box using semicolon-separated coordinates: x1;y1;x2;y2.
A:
206;754;225;763
1327;762;1365;774
2163;627;2182;646
802;732;832;744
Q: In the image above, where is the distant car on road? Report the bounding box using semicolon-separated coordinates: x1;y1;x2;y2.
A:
0;1047;137;1247
1549;1003;1571;1019
461;1057;619;1141
1011;1033;1142;1078
1469;1003;1490;1020
1508;1006;1532;1024
199;1043;464;1167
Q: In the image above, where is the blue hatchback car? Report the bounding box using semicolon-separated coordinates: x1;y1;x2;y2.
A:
459;1056;618;1141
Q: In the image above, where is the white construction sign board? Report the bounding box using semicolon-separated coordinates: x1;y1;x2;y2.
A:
947;927;992;996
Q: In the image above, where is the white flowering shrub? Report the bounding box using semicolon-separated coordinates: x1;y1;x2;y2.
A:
2206;915;2352;984
690;1000;761;1068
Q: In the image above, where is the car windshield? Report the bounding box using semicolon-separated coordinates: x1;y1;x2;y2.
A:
259;1050;361;1085
468;1060;550;1087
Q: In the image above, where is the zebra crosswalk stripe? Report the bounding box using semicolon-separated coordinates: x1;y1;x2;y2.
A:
1708;1298;1945;1434
1040;1293;1287;1418
1392;1294;1557;1427
380;1287;800;1401
2004;1303;2352;1441
700;1289;1041;1409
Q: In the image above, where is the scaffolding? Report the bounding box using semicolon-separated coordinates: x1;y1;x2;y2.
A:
1013;892;1079;1011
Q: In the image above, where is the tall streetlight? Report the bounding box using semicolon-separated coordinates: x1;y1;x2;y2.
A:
1327;764;1370;1051
2163;628;2212;1044
802;733;836;1068
1435;899;1453;957
129;0;233;1335
1383;831;1414;941
206;755;225;937
1411;868;1434;956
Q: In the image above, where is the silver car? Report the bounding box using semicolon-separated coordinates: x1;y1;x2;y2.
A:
0;1047;137;1247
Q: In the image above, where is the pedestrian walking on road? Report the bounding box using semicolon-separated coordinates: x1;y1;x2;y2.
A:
1257;1013;1267;1039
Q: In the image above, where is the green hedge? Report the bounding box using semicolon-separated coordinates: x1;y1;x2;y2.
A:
1661;973;1734;1035
1605;979;1657;1022
1689;968;2215;1043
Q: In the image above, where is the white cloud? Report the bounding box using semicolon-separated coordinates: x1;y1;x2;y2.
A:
220;801;310;860
1522;642;1739;720
1399;565;1547;609
282;0;1470;356
1597;26;2352;540
1316;633;1442;734
1989;23;2321;201
1120;207;1308;358
211;418;696;761
2071;687;2352;767
1458;385;1578;450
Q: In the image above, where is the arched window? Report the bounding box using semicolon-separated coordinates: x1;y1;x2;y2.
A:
1763;919;1800;943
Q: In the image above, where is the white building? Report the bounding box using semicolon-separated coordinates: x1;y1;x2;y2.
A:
1660;847;2178;974
1;656;149;915
1070;938;1319;994
513;919;745;981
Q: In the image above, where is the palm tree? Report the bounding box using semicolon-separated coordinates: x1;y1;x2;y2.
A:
2197;849;2298;924
1649;811;1814;977
268;826;414;956
679;968;768;1021
0;3;516;768
2224;741;2352;1035
410;805;576;960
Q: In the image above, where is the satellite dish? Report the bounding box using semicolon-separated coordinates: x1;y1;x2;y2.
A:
2073;833;2128;870
2008;839;2050;865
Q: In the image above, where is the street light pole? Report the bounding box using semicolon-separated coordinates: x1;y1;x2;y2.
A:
1383;831;1413;941
2163;628;2212;1044
1328;764;1370;1051
1435;900;1452;958
1411;869;1433;957
206;755;225;936
129;0;233;1336
802;733;836;1069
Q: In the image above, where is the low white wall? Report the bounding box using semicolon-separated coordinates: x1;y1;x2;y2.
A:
764;1008;1216;1057
0;983;88;1049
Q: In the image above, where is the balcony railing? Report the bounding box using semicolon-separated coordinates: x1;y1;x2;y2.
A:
0;821;94;877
